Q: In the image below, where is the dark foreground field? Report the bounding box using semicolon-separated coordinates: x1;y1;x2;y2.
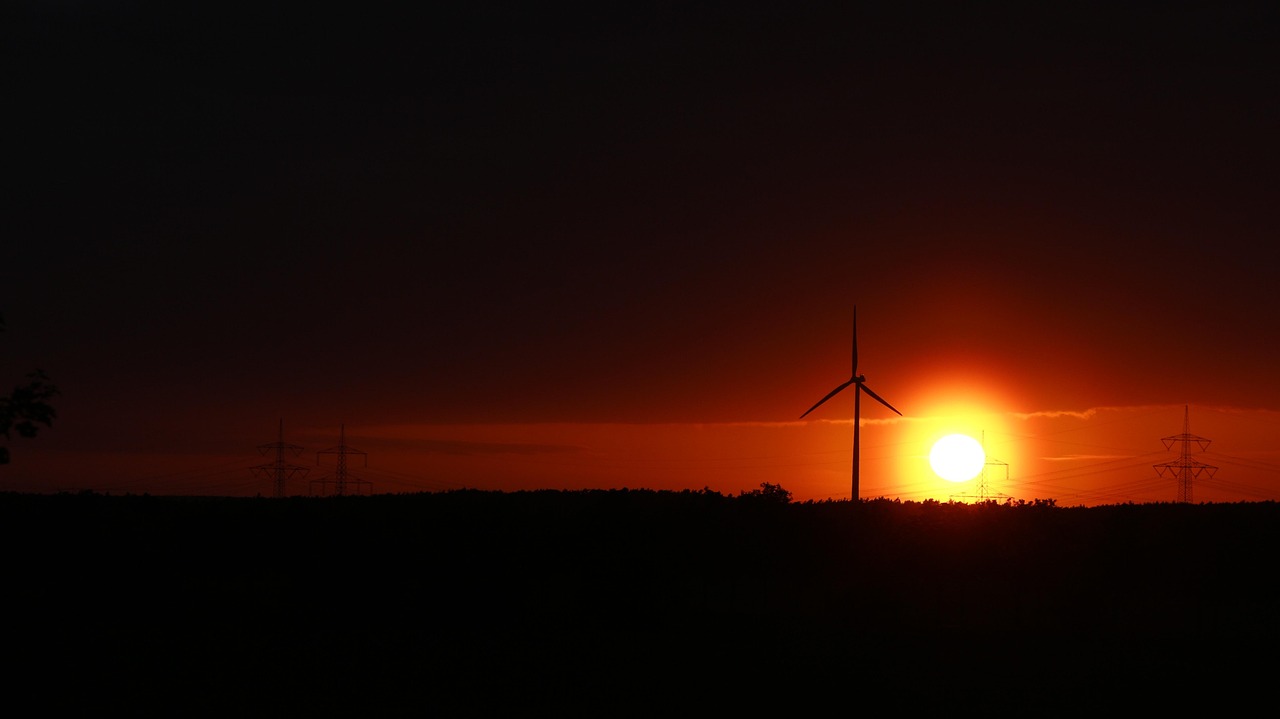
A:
5;489;1279;713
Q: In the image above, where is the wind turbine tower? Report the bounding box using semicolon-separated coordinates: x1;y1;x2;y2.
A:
250;419;310;498
801;307;903;502
1154;405;1216;503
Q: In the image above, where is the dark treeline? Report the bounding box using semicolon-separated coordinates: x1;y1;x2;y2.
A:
6;488;1277;713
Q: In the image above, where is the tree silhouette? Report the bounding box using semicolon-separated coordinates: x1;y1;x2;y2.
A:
738;482;792;504
0;314;58;465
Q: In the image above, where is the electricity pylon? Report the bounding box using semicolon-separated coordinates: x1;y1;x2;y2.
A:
1154;405;1216;503
251;419;310;498
950;432;1012;504
310;424;372;496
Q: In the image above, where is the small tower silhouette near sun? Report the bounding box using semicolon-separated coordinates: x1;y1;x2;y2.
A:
251;419;310;498
1154;405;1217;503
949;432;1012;504
310;424;372;497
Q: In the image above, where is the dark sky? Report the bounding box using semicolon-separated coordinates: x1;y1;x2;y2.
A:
6;2;1280;500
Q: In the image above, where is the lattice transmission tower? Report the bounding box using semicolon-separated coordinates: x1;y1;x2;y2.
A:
251;419;310;498
950;431;1013;504
310;424;372;496
1154;405;1216;503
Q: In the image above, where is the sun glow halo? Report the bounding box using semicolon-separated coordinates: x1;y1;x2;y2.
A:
929;433;986;482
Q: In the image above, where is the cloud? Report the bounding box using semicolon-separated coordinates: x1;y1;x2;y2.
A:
413;439;585;456
1013;408;1100;421
806;416;914;427
301;423;588;456
1040;453;1133;462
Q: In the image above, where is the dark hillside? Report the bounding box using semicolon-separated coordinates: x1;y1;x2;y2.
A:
4;490;1277;713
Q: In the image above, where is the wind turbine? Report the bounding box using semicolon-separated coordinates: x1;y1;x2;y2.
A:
801;307;902;501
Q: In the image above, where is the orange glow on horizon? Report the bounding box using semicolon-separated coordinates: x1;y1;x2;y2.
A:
11;405;1280;507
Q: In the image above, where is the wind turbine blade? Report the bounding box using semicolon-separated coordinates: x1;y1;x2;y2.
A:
851;307;859;374
860;383;903;416
800;379;856;419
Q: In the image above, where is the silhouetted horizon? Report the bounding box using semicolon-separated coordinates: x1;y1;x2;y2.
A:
6;487;1277;711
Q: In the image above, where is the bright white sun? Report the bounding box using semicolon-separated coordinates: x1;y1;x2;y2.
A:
929;433;986;482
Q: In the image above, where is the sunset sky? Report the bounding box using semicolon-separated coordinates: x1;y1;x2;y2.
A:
6;3;1279;505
